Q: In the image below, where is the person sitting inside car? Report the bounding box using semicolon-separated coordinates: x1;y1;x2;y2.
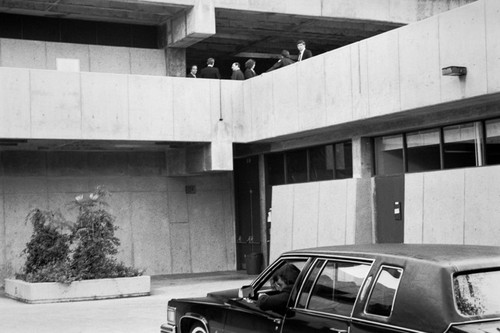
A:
256;263;300;315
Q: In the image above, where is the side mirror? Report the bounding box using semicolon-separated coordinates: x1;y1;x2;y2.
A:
239;285;255;298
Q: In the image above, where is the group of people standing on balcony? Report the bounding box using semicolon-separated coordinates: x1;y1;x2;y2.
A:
186;40;312;79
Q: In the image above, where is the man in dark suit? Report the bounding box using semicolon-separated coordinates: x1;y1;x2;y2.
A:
231;62;245;80
199;58;221;79
244;59;257;79
266;50;294;72
297;40;312;61
186;65;197;78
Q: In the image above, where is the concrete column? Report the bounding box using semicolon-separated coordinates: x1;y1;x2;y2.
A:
352;137;373;179
165;48;186;77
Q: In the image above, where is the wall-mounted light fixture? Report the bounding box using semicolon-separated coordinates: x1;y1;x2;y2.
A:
442;66;467;76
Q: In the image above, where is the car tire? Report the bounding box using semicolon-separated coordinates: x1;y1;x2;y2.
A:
189;323;207;333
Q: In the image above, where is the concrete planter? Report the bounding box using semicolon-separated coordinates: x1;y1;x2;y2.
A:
4;275;150;304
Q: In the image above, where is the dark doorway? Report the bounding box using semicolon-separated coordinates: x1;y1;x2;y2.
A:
374;175;404;243
234;157;262;270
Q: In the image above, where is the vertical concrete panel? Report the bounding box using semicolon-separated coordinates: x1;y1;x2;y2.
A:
367;30;401;117
354;178;373;244
46;152;90;178
345;180;358;244
170;222;192;273
351;42;370;120
0;39;46;69
46;42;90;72
389;0;417;22
318;180;349;246
422;170;465;244
464;166;500;246
228;80;248;142
188;191;228;273
404;173;424;244
271;67;299;137
107;191;134;267
322;0;390;21
0;192;6;282
485;0;500;93
30;70;82;139
222;190;236;270
3;177;48;194
89;45;131;74
130;48;167;76
297;56;327;131
81;73;129;139
128;75;174;140
250;73;273;141
292;182;320;250
4;193;48;277
439;1;487;102
172;78;212;141
270;185;294;262
399;18;441;110
168;191;188;223
324;47;353;125
0;68;31;138
219;80;240;139
130;192;170;275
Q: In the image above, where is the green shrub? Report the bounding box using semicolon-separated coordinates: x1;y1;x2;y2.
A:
17;186;143;283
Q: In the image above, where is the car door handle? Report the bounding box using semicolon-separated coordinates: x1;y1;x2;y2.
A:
273;318;282;324
329;329;347;333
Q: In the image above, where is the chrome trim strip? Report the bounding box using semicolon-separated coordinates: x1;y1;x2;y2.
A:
445;317;500;332
351;317;429;333
283;252;375;264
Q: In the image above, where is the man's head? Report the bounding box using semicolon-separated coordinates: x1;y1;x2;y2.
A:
245;59;256;70
207;58;215;66
280;50;290;58
274;263;300;291
190;65;198;74
297;40;306;52
231;62;240;71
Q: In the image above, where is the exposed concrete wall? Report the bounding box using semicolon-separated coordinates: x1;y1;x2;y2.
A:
269;178;373;262
0;39;166;76
237;0;499;142
0;67;222;142
214;0;476;23
404;165;500;246
0;151;236;287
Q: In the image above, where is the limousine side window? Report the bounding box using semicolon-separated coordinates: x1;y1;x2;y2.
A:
298;260;371;316
365;266;403;317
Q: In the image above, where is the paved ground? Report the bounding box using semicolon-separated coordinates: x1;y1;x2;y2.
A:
0;271;255;333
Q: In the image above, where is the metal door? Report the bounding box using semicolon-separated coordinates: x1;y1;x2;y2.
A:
374;175;404;243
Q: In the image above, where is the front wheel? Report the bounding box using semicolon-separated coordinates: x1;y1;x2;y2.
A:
190;323;207;333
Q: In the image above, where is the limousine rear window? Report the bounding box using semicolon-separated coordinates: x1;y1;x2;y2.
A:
454;269;500;316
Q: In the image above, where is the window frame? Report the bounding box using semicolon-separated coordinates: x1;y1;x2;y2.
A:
293;257;373;318
363;265;404;318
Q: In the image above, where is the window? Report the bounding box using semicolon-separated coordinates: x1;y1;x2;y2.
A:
365;266;403;317
374;135;404;175
258;259;308;293
334;142;353;179
267;153;285;186
298;260;371;316
406;129;441;173
309;146;334;181
485;119;500;165
454;269;500;316
443;122;484;169
286;149;308;183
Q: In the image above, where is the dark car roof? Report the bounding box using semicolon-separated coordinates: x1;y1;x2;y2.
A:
285;243;500;268
283;244;500;333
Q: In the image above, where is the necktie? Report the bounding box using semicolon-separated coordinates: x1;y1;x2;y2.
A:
298;52;303;61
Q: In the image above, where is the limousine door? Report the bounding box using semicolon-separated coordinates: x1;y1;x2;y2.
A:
282;259;371;333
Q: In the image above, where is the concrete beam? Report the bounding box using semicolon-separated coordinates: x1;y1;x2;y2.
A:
166;0;216;48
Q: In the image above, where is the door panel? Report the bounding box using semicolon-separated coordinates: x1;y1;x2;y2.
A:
374;175;404;243
282;310;349;333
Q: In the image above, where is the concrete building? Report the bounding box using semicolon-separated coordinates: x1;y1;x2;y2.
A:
1;0;499;285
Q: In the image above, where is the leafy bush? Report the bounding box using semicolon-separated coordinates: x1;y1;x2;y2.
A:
16;186;143;283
